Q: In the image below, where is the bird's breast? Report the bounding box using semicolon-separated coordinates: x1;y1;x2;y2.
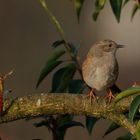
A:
82;55;118;91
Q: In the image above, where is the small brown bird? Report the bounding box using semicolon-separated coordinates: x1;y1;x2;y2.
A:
82;39;123;102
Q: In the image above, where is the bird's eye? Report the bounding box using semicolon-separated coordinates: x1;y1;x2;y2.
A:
109;44;112;47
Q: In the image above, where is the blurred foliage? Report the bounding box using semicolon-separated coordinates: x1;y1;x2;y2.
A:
113;87;140;140
109;0;123;22
36;48;65;88
104;122;120;136
35;0;140;140
129;95;140;122
131;3;140;20
116;133;133;140
75;0;140;22
74;0;85;20
86;116;99;135
113;87;140;105
136;121;140;140
93;0;106;20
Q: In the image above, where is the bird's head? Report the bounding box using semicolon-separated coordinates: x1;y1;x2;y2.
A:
90;39;124;57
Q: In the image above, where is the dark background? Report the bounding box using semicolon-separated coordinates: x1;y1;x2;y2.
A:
0;0;139;140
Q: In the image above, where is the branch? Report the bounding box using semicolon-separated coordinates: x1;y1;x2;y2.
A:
1;93;136;135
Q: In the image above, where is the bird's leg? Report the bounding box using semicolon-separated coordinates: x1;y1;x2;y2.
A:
87;89;97;104
106;89;115;103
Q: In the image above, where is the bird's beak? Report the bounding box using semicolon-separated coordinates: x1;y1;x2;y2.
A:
117;44;124;48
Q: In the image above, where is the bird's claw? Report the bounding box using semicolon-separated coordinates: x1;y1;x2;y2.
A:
87;89;97;104
106;89;115;103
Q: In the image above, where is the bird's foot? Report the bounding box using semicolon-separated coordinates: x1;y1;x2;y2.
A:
106;89;115;103
87;89;97;104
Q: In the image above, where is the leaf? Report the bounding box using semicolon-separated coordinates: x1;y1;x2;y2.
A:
47;48;65;62
57;114;74;127
36;61;62;88
93;0;107;21
58;121;84;130
129;95;140;122
109;0;123;22
51;63;76;92
86;116;98;135
56;114;74;140
136;120;140;140
52;40;79;58
104;122;120;136
74;0;85;20
68;79;86;94
116;133;132;140
113;87;140;105
34;120;49;127
36;48;65;88
52;40;65;48
123;0;130;7
57;121;84;140
131;4;139;21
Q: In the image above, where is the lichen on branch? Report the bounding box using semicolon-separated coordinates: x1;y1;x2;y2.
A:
1;93;136;135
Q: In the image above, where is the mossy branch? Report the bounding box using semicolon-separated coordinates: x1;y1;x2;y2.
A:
1;93;136;135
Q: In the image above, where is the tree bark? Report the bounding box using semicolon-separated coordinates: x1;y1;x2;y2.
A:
1;93;136;135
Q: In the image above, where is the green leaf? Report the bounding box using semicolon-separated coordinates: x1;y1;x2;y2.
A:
74;0;85;20
116;133;132;140
113;87;140;105
57;114;74;127
36;61;62;88
68;79;86;94
58;121;84;130
51;63;76;92
93;0;107;21
56;114;74;140
104;122;120;136
136;120;140;140
131;4;139;21
52;40;79;58
56;121;84;140
47;48;65;62
36;48;65;88
52;40;65;48
86;116;98;135
129;95;140;122
109;0;123;22
123;0;130;7
34;120;49;127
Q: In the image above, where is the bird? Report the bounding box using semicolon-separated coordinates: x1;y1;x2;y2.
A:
82;39;123;103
